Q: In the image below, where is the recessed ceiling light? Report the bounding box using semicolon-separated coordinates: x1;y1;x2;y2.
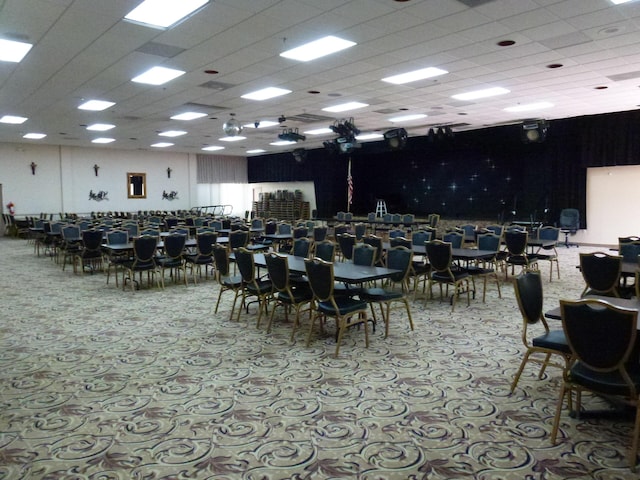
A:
247;149;266;154
219;136;246;142
241;87;292;101
280;35;356;62
124;0;209;29
92;137;115;144
304;127;334;135
356;133;384;141
610;0;636;4
202;145;225;151
382;67;448;85
244;120;279;129
270;140;297;146
497;40;516;47
158;130;187;137
171;112;207;120
151;142;174;148
0;115;28;124
86;123;115;131
0;38;33;63
388;113;427;122
451;87;510;101
23;133;46;139
322;101;369;113
132;66;185;85
504;102;554;113
78;100;115;111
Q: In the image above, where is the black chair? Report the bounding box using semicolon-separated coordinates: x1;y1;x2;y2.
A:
551;298;640;469
336;233;356;262
442;231;463;249
60;224;81;270
312;225;328;242
510;272;571;392
559;208;580;247
185;231;218;283
579;251;622;298
264;252;313;338
314;240;336;262
228;229;250;251
104;229;129;287
73;229;104;275
359;246;414;339
465;232;502;302
425;240;470;311
157;233;187;286
212;244;243;320
535;226;560;282
234;247;273;328
122;235;162;291
304;257;370;357
363;235;385;267
504;230;539;280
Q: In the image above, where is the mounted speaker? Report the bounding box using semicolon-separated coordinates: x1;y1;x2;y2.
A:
521;119;548;143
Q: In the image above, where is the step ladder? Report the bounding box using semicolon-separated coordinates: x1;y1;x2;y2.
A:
375;199;387;218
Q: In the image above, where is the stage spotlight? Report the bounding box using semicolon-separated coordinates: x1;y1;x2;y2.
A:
427;128;436;142
521;119;548;143
292;148;307;163
383;128;408;150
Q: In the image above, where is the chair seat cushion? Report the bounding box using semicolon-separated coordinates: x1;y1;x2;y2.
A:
246;279;272;295
221;275;242;288
532;329;571;353
185;255;212;264
359;287;403;302
570;362;640;396
318;297;367;315
278;286;313;303
464;266;495;275
432;271;469;282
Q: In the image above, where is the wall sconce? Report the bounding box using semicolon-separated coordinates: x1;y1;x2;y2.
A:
167;167;172;178
30;162;37;175
94;164;100;176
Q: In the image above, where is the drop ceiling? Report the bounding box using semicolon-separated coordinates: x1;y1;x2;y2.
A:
1;0;639;157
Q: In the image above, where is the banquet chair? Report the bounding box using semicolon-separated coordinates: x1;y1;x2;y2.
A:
425;240;470;311
228;229;250;251
442;231;464;249
390;236;428;296
73;229;104;275
212;244;243;320
579;251;622;298
122;235;162;291
504;230;539;280
234;247;273;328
559;208;580;247
551;299;640;469
337;233;356;261
458;224;477;246
185;231;218;283
157;233;187;286
510;272;571;392
354;223;367;241
312;225;328;242
304;257;370;357
105;229;129;287
359;246;414;338
363;235;385;267
291;237;313;258
465;232;502;302
535;226;560;282
314;240;336;262
264;252;313;338
60;224;81;270
618;240;640;294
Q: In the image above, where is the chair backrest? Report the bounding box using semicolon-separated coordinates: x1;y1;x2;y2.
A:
458;224;476;240
619;236;640;245
337;233;356;260
106;229;128;245
412;230;432;246
336;211;346;221
163;233;187;258
390;236;411;249
402;214;415;225
579;252;622;294
277;223;292;235
123;222;139;238
78;220;92;231
304;257;334;302
62;225;80;241
388;228;405;239
292;237;312;258
133;235;158;262
234;247;257;283
140;228;160;238
333;224;348;236
485;224;504;237
164;217;179;230
314;240;336;262
425;240;453;273
81;229;103;251
313;226;328;242
363;235;384;266
251;218;264;230
559;208;580;231
265;252;290;293
352;243;376;266
354;223;367;240
428;213;440;228
367;212;376;222
514;271;544;326
618;241;640;264
229;230;249;249
209;220;224;231
476;232;501;253
212;244;231;277
538;226;559;242
386;246;412;285
560;299;638;373
442;231;463;249
195;231;218;256
504;230;528;255
293;226;308;239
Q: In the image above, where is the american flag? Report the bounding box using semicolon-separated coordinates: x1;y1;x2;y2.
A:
347;158;353;208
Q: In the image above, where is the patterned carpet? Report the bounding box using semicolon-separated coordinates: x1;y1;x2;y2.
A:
1;236;638;479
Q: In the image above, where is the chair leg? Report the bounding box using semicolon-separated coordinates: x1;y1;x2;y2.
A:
510;350;532;392
550;383;569;444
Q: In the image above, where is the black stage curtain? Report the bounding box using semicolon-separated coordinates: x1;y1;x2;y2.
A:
248;110;640;228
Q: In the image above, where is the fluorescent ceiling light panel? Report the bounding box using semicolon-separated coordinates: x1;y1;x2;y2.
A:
219;136;246;142
23;133;46;139
610;0;636;4
0;38;33;63
382;67;448;85
171;112;207;120
388;113;427;122
132;66;185;85
78;100;115;111
304;128;333;135
159;130;187;137
0;115;28;124
202;145;225;151
356;133;384;140
86;123;115;131
244;120;279;128
151;142;174;147
280;35;356;62
270;140;297;146
451;87;510;101
246;149;266;154
124;0;209;28
241;87;292;101
92;137;115;144
504;102;554;113
322;101;369;113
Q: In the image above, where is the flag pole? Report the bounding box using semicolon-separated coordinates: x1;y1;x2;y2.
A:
347;156;353;213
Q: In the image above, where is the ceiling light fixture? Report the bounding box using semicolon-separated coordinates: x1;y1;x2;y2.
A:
0;38;33;63
78;100;115;111
202;145;225;151
124;0;210;29
158;130;187;137
171;112;207;120
241;87;292;101
322;101;369;113
219;136;246;142
452;87;510;101
0;115;28;124
388;113;427;122
132;66;185;85
91;138;116;144
280;35;356;62
151;142;174;148
86;123;115;131
504;102;554;113
382;67;448;85
23;133;46;139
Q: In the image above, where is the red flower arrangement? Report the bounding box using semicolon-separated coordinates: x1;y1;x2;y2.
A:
6;202;15;215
